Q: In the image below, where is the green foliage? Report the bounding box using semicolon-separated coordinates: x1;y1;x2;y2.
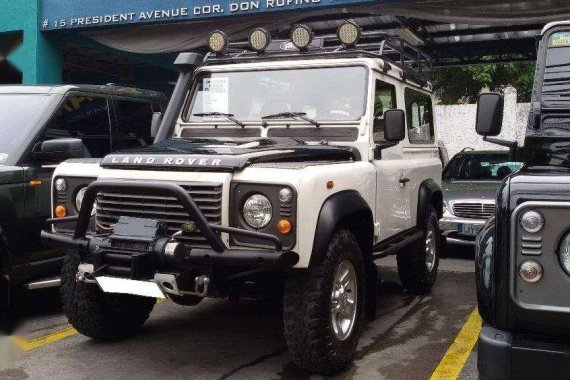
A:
435;62;535;104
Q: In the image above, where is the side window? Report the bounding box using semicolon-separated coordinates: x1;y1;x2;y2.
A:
373;80;397;142
45;95;112;158
404;88;434;144
115;100;157;149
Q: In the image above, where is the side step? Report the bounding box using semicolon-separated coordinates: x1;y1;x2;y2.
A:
25;277;61;290
372;229;423;260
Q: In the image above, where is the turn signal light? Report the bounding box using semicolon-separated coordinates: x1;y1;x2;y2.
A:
277;219;292;234
54;205;67;218
519;260;543;283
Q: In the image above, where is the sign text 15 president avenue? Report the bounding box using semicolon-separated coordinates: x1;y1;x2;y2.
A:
40;0;382;31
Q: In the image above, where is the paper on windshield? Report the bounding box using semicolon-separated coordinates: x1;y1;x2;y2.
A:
552;32;570;47
0;153;7;165
203;77;229;115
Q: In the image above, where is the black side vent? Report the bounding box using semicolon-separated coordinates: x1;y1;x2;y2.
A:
280;204;293;217
521;236;542;256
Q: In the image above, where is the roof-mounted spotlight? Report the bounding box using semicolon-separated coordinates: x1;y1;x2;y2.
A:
337;21;362;48
249;28;272;53
208;30;229;55
290;24;313;52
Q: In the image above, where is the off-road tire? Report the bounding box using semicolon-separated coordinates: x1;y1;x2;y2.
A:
61;253;156;340
397;205;440;294
283;229;365;375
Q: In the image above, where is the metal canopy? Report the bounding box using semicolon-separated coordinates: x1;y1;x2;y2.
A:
285;15;543;67
44;0;570;67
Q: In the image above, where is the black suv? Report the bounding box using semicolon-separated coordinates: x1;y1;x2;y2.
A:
474;21;570;379
0;85;167;311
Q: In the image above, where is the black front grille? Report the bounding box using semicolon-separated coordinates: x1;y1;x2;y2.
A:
96;184;222;248
452;202;495;219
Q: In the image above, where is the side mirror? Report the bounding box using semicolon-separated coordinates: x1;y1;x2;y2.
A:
476;93;503;136
33;138;87;163
384;109;406;142
150;112;162;138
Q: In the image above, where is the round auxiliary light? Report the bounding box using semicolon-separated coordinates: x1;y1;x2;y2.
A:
558;232;570;275
519;260;543;283
208;30;229;54
278;188;293;203
337;21;361;47
290;24;313;50
243;194;273;229
520;210;544;234
249;28;271;52
55;178;67;192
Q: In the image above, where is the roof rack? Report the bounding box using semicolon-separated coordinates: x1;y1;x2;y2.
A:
203;30;434;89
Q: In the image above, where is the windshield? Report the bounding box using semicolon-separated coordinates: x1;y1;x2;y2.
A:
0;94;52;165
542;31;570;105
443;153;523;181
183;66;367;124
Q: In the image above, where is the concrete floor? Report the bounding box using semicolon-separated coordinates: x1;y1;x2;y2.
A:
3;250;478;380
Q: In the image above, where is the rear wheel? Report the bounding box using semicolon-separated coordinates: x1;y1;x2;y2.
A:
61;254;156;340
397;206;440;294
283;229;365;374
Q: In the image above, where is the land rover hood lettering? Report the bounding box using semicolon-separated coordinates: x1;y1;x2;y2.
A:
101;154;248;170
101;146;357;171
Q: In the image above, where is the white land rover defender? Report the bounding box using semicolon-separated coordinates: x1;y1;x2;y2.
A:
43;23;443;374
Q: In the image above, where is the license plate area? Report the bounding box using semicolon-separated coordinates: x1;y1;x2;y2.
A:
96;276;165;299
457;223;482;237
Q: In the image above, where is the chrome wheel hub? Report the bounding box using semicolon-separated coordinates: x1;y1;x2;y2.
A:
330;260;357;341
425;224;437;272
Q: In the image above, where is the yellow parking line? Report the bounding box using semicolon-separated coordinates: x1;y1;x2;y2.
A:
12;298;167;352
13;327;78;352
430;308;482;380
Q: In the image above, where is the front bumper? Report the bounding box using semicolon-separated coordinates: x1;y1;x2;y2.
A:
41;180;299;279
478;325;570;380
439;213;486;245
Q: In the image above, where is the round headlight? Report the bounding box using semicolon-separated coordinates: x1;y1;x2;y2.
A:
337;21;361;47
290;24;313;50
208;30;229;54
249;28;271;52
243;194;272;229
519;260;543;283
75;186;87;212
520;210;544;234
55;178;67;192
278;188;293;203
559;232;570;274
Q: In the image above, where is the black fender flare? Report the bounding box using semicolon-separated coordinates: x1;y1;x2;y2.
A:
416;179;443;229
310;190;374;267
475;216;496;324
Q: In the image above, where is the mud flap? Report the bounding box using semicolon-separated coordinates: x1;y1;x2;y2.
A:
365;263;377;320
0;274;9;309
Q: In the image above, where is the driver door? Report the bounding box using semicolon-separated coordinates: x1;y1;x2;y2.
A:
22;94;113;265
371;79;411;242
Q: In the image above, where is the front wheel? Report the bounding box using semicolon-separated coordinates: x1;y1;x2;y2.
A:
397;205;440;294
283;229;365;374
61;254;156;340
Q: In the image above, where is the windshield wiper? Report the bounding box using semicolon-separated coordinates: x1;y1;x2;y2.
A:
261;112;320;128
193;112;245;128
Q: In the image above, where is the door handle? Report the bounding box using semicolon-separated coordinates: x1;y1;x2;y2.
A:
399;177;410;186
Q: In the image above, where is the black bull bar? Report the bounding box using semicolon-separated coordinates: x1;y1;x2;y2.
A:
41;180;299;268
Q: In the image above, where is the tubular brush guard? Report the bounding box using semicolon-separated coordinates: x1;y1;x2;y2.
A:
41;180;299;274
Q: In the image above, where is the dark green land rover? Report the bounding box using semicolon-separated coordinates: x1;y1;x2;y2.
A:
0;85;167;312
